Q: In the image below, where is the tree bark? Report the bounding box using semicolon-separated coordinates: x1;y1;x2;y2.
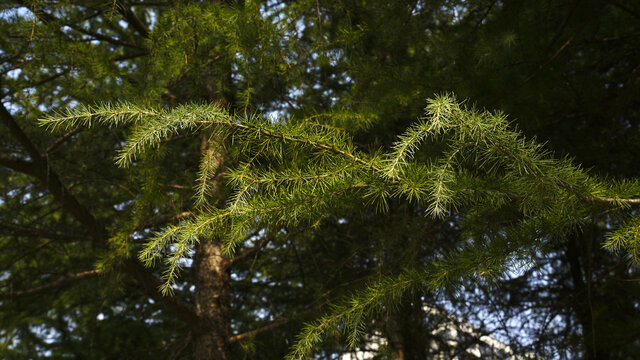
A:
387;314;406;360
193;239;231;359
191;97;231;358
386;295;428;360
188;2;234;353
566;234;609;360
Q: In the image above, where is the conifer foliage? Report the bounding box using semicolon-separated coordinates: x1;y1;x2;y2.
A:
43;93;640;357
2;0;640;358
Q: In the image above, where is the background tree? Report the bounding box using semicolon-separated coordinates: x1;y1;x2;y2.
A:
1;1;639;359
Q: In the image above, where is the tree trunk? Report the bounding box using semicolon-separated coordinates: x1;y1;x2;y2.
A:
193;239;231;359
191;22;234;356
566;234;609;360
386;295;428;360
386;314;406;360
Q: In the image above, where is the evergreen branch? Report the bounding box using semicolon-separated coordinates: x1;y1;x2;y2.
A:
386;124;429;176
223;183;370;253
194;146;223;206
411;95;640;213
230;164;353;187
226;180;258;215
40;98;640;312
160;238;196;296
603;214;640;264
393;162;432;204
427;144;470;217
287;274;418;359
288;232;523;358
140;211;194;230
40;103;161;131
227;163;355;205
138;225;181;267
301;111;375;132
150;211;230;291
43;104;381;176
115;114;201;167
443;101;549;182
227;121;386;176
429;163;454;218
385;99;452;176
181;211;231;240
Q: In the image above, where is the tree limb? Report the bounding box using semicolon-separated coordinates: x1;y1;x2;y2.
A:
583;197;640;205
142;211;194;229
45;127;82;154
230;236;271;265
0;238;56;272
116;0;150;37
25;4;145;49
0;269;103;300
228;316;297;343
0;220;85;241
0;102;202;333
0;153;38;177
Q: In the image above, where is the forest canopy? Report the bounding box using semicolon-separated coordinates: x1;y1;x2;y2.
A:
1;1;639;359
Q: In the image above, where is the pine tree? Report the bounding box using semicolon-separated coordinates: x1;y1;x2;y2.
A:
2;1;640;359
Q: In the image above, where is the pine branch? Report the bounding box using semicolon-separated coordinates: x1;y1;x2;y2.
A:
138;225;182;267
39;103;161;131
287;273;418;360
38;97;640;338
218;117;385;176
115;112;204;167
604;214;640;264
385;94;457;177
194;145;223;205
287;238;519;359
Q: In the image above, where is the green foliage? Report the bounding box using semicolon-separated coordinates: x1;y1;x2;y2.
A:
605;214;640;264
44;93;640;356
4;0;640;358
